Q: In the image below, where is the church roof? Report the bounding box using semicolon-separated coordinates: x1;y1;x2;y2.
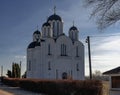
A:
28;41;40;49
69;26;78;31
33;30;41;35
42;22;50;27
103;66;120;75
47;14;62;21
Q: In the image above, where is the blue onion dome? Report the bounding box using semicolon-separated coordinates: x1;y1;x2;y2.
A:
42;22;51;27
28;41;40;49
47;14;62;21
33;30;41;35
69;26;78;31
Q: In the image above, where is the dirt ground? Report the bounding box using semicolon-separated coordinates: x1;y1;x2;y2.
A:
102;81;109;95
0;84;42;95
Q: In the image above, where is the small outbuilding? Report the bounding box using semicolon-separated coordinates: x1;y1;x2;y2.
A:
103;67;120;95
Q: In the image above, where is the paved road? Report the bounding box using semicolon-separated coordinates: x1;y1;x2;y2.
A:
0;83;43;95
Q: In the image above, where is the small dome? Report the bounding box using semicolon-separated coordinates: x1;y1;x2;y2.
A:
33;30;41;35
28;41;40;49
69;26;78;31
42;22;50;27
47;14;62;21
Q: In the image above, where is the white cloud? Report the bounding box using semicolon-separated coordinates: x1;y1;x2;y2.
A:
86;34;120;74
15;55;26;59
91;37;120;63
93;36;120;51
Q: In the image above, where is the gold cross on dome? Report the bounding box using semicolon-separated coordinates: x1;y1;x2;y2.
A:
37;25;38;30
73;21;74;26
54;6;56;14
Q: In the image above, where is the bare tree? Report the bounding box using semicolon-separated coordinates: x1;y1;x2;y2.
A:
85;0;120;29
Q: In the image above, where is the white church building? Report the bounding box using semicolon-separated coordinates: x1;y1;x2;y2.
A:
26;10;84;80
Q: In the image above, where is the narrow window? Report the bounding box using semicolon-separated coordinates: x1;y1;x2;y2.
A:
28;61;31;71
64;45;67;56
63;44;65;55
57;22;59;36
71;70;73;76
48;61;51;70
61;44;63;56
44;28;46;37
48;44;51;55
56;69;58;79
48;27;50;37
76;32;78;40
76;46;79;57
72;31;73;40
61;44;62;56
53;22;55;37
61;44;67;56
76;63;79;71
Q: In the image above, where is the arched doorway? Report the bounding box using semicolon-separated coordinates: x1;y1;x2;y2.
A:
62;72;67;79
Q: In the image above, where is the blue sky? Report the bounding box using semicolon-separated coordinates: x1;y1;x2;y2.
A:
0;0;120;76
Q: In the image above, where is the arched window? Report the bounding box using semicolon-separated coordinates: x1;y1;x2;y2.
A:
61;44;67;56
48;27;50;37
72;31;73;40
77;32;78;40
48;44;51;55
53;22;55;37
57;22;59;36
56;69;58;79
76;63;79;71
61;44;63;56
48;61;51;70
28;61;31;71
44;28;46;37
71;70;73;76
76;46;79;57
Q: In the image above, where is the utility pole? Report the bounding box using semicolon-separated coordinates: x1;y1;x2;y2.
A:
86;36;92;79
20;61;21;78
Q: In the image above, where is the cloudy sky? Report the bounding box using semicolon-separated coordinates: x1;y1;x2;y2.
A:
0;0;120;76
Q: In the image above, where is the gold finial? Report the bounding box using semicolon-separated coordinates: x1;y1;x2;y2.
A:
54;6;56;14
37;25;38;30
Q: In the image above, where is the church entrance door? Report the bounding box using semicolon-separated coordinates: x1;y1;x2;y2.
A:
62;72;67;79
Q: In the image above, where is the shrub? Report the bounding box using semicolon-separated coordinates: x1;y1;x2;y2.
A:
2;77;20;87
2;78;103;95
